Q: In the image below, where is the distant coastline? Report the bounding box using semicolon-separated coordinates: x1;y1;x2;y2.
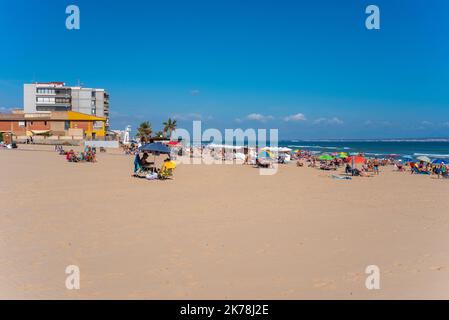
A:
285;138;449;142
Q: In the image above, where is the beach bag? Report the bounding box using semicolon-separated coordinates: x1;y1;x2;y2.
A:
145;172;158;180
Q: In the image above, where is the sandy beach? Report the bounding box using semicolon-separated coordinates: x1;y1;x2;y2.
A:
1;145;449;299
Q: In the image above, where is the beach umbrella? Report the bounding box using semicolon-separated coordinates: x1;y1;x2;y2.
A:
348;155;366;176
416;155;431;163
337;152;348;159
167;141;180;147
348;155;366;164
257;150;273;159
318;154;334;161
140;142;171;154
294;149;301;153
432;158;448;165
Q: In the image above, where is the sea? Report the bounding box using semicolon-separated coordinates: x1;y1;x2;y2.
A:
277;139;449;159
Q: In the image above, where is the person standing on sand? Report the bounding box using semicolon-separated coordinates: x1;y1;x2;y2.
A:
133;153;143;176
373;157;380;175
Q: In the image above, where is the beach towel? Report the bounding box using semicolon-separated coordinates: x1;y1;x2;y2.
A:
332;175;352;180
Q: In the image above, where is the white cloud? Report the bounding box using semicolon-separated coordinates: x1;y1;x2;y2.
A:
313;117;344;125
0;107;13;113
189;89;200;96
245;113;274;122
283;113;306;122
421;121;433;126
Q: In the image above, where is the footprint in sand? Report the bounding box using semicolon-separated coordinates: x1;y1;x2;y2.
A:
313;280;335;289
429;266;445;271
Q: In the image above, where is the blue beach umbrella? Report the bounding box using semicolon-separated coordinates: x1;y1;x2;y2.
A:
139;142;171;154
432;158;448;165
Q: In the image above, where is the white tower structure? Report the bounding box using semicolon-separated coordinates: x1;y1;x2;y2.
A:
123;125;131;145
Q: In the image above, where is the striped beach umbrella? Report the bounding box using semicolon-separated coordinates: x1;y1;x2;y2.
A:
257;150;273;159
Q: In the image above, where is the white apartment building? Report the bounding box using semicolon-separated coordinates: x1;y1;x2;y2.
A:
24;82;110;126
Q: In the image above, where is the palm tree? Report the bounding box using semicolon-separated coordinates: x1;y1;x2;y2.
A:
162;118;177;139
154;130;164;138
136;121;152;143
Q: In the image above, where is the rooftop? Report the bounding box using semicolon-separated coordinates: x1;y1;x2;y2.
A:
0;111;106;121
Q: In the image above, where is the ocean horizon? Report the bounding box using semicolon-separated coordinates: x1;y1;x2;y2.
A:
277;139;449;158
195;139;449;158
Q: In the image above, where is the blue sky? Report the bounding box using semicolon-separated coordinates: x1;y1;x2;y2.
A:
0;0;448;139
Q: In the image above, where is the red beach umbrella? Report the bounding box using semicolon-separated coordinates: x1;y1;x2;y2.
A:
347;155;366;164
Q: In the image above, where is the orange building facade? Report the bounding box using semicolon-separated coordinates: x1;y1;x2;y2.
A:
0;111;106;139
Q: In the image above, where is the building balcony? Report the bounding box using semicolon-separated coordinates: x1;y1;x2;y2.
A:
55;93;71;98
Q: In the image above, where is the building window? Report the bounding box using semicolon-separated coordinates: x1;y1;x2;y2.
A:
36;97;55;103
44;121;47;126
64;121;70;130
55;97;70;104
93;121;103;129
36;88;55;94
18;121;25;127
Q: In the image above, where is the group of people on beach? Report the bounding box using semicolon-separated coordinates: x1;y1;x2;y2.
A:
123;143;140;155
122;142;449;181
0;141;17;149
63;146;97;163
408;161;448;178
293;153;381;177
133;152;176;180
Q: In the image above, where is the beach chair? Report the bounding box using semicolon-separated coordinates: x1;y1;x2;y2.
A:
411;167;429;174
133;154;151;177
157;161;176;180
158;167;174;180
